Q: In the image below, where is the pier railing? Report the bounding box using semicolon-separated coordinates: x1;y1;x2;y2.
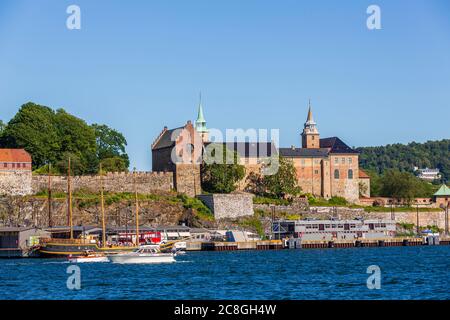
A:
39;238;96;245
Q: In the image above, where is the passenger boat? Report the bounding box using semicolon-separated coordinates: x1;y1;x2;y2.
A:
108;245;176;264
68;250;109;263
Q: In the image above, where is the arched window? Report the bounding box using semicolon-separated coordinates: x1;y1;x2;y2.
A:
334;169;340;179
348;169;353;179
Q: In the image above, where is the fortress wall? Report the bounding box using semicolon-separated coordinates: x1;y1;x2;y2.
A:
32;171;174;194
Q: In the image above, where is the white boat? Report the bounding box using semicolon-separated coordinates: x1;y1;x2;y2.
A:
108;245;176;264
68;250;109;263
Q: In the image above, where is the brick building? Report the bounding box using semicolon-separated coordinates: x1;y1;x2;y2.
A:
0;148;32;196
152;100;369;202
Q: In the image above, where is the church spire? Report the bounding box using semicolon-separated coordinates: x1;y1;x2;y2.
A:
307;99;314;122
301;100;320;149
195;92;209;142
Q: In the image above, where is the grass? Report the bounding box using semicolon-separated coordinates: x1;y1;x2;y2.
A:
253;196;291;206
177;194;214;221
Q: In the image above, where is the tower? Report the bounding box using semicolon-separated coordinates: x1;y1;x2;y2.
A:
195;93;209;142
301;100;320;148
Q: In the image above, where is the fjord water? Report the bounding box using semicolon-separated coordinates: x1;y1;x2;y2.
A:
1;246;449;300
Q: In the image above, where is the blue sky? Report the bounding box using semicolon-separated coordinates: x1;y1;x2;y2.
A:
0;0;449;170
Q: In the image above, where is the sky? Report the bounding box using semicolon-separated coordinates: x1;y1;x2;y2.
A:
0;0;449;170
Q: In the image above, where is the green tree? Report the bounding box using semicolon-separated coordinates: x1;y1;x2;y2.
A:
379;169;426;202
92;123;129;169
0;120;5;137
0;102;60;167
55;152;85;176
100;156;128;173
261;156;301;198
54;109;98;173
201;144;245;193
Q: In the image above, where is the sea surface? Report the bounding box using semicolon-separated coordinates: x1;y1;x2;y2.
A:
1;246;449;300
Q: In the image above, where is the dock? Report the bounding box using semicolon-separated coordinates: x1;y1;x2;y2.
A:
185;237;449;251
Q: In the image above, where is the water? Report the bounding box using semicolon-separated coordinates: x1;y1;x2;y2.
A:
1;246;449;300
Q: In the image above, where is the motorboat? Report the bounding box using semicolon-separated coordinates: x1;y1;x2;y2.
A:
68;250;109;263
108;245;176;264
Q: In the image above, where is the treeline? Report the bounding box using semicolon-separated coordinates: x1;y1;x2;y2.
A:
357;139;450;182
364;169;439;200
0;102;129;175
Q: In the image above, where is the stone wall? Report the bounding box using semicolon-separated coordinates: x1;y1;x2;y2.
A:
0;171;32;196
32;171;174;194
175;164;201;197
198;193;254;219
254;198;309;215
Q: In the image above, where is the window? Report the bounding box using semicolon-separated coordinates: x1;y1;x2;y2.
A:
334;169;340;179
301;159;306;165
334;158;339;164
314;170;319;175
341;157;345;164
22;163;26;168
348;157;353;164
312;136;315;140
348;169;353;179
12;163;15;168
3;163;6;168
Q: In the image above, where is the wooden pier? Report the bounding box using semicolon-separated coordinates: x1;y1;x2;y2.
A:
185;237;447;252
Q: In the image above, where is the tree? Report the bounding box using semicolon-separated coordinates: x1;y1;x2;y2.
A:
0;102;60;167
379;169;434;203
92;123;129;169
54;109;97;173
0;102;129;175
55;152;85;176
357;139;450;182
261;156;301;198
0;120;5;137
201;144;245;193
100;156;128;173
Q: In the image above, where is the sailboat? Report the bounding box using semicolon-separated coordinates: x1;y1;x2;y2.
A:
38;162;137;257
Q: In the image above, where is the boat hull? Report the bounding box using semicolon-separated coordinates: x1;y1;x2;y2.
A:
108;254;175;264
39;242;136;258
68;256;109;263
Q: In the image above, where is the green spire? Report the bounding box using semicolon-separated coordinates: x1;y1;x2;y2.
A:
434;184;450;197
195;92;208;132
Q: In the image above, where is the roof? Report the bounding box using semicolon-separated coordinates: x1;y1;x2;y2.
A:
0;227;36;232
152;127;183;150
320;137;358;154
279;147;329;158
0;149;32;163
359;169;370;179
205;142;278;158
434;184;450;197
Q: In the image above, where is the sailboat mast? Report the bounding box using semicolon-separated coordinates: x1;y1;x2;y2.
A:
134;168;139;246
48;163;52;227
100;163;106;248
68;157;73;240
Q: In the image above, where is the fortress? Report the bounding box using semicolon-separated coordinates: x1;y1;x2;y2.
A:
152;100;370;202
0;100;370;203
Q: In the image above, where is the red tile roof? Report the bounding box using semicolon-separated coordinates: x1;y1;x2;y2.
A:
359;169;370;179
0;149;32;163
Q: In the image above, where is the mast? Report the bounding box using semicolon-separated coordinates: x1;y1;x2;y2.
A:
133;168;140;246
48;163;52;227
100;163;106;248
67;158;73;239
